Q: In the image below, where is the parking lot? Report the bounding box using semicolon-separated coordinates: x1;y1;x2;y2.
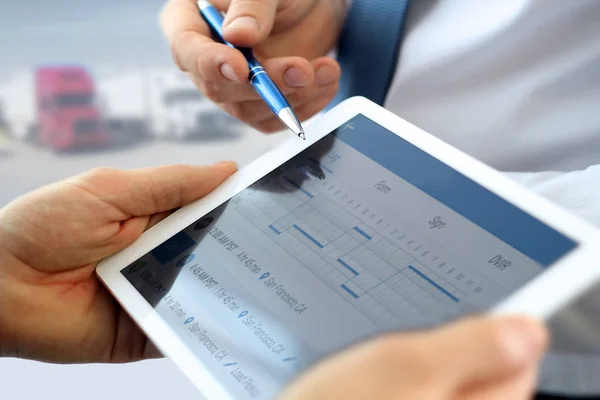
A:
0;128;285;206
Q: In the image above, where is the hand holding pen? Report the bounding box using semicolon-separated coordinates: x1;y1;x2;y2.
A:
160;0;343;135
198;0;306;138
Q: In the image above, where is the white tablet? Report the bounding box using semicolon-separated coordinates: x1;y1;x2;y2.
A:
97;96;600;399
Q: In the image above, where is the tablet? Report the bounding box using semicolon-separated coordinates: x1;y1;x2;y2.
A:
97;96;600;399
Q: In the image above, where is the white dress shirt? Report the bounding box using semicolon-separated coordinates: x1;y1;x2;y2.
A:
387;0;600;226
353;0;600;395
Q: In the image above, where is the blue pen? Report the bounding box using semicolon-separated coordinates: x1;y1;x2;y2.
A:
197;0;305;140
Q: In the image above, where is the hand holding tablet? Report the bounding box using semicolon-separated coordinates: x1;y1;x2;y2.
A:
0;163;237;363
91;97;600;399
0;106;548;399
1;96;599;399
280;316;547;400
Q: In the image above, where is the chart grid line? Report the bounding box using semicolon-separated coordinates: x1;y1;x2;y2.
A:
268;225;282;235
234;160;478;327
353;226;372;240
407;265;459;303
337;258;359;276
293;224;325;248
340;284;359;299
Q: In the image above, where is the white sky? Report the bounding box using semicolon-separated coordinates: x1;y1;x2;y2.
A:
0;0;172;79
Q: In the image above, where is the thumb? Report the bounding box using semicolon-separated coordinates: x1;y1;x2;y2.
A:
424;316;548;388
99;162;237;217
222;0;279;47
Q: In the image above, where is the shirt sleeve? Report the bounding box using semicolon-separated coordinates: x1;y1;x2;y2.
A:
510;166;600;394
506;166;600;226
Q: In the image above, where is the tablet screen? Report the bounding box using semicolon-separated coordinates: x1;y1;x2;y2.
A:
121;114;577;399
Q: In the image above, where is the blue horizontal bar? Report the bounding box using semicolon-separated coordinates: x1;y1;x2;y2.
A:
353;226;372;240
341;283;359;299
309;157;333;174
283;177;313;199
407;265;459;303
338;258;359;276
293;224;324;248
268;225;282;235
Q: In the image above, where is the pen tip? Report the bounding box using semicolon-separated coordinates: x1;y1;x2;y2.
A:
299;131;306;140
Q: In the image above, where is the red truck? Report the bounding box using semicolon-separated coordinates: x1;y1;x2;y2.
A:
35;65;110;150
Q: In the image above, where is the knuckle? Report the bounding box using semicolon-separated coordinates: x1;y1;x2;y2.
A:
74;167;124;192
201;81;224;103
189;74;208;94
83;167;120;181
170;30;198;72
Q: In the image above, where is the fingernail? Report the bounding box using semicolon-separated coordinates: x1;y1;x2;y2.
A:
227;16;260;32
213;161;237;168
502;318;547;365
283;67;309;88
315;66;338;87
212;162;238;175
220;63;239;83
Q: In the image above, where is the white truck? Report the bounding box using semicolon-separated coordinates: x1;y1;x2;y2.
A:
98;67;240;140
0;70;36;141
96;71;149;138
0;98;12;154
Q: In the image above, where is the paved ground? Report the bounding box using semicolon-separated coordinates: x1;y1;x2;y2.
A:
0;128;284;206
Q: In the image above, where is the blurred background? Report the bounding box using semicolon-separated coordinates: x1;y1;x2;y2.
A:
0;1;284;398
0;0;285;207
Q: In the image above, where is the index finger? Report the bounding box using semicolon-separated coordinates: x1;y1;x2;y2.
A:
160;0;249;83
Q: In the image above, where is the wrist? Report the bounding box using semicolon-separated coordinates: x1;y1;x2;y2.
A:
318;0;347;55
0;250;15;358
0;216;21;359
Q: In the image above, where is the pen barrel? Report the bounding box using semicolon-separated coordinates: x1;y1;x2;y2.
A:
249;66;288;115
199;3;228;43
197;2;292;118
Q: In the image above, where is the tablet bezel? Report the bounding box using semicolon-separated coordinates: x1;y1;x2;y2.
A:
97;96;600;399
